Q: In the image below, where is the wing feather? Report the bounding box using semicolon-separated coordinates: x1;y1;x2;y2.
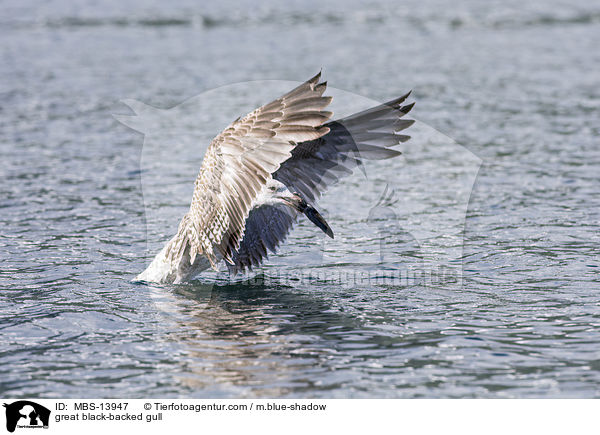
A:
171;72;333;268
273;92;415;204
227;203;297;274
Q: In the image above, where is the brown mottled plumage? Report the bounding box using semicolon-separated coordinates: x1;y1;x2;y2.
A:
136;73;414;283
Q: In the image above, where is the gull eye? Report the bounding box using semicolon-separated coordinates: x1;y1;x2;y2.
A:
269;185;276;191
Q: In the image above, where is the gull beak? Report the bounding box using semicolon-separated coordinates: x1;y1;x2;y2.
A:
282;193;334;239
304;205;334;238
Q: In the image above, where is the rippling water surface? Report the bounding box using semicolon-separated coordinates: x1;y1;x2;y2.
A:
1;0;599;398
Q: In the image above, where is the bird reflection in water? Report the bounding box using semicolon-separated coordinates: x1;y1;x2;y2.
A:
147;277;352;396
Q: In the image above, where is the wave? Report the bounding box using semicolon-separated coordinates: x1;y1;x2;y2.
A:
2;9;600;31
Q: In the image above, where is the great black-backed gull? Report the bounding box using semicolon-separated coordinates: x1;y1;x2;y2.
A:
136;72;414;283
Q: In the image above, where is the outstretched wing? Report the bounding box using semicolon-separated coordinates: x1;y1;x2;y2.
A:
274;92;414;203
227;203;297;274
229;93;415;273
167;72;333;268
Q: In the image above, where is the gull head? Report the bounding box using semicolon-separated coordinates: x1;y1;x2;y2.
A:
263;179;334;239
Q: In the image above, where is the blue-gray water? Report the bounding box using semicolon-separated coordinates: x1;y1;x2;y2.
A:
1;0;599;398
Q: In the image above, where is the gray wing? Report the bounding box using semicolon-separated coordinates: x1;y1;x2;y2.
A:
227;203;297;274
228;93;415;274
274;92;414;203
